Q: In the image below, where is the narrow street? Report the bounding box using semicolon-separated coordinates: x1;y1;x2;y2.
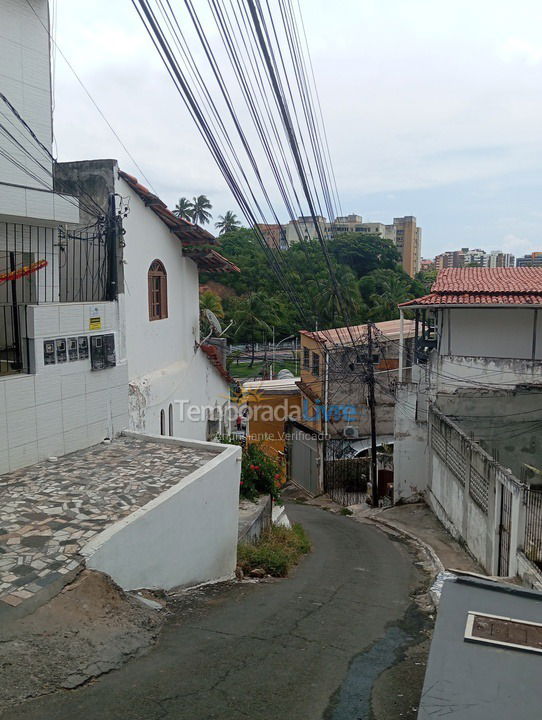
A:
1;504;432;720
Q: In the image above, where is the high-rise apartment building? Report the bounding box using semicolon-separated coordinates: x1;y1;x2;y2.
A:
516;252;542;268
393;216;422;277
283;213;422;277
434;248;514;270
255;223;288;250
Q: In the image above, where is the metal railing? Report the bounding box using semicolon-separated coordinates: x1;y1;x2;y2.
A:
524;487;542;568
0;220;112;377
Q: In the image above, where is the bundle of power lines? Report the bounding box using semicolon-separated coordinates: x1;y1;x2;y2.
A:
131;0;365;353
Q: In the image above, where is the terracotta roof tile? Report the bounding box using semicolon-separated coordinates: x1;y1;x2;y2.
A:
400;268;542;307
118;170;239;273
200;343;234;383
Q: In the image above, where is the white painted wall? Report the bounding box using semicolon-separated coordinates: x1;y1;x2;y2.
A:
439;308;541;360
0;0;77;224
118;174;230;441
393;383;430;503
82;433;242;590
0;300;128;474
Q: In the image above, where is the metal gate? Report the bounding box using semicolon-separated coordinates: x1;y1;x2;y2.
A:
498;485;512;576
286;421;322;496
324;439;369;506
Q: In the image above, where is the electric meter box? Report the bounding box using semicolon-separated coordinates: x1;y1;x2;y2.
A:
68;337;78;361
90;333;116;371
55;338;67;363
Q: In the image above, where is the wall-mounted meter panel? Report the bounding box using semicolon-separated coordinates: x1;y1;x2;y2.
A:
78;336;89;360
68;337;78;361
43;340;55;365
55;338;67;363
90;333;116;371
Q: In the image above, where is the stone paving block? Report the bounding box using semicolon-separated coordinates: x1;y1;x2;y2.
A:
0;436;219;609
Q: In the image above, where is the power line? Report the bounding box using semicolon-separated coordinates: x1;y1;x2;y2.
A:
23;0;157;194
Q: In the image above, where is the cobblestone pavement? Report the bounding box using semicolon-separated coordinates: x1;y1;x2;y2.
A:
0;436;218;610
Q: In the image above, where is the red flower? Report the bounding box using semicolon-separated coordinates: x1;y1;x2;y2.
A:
249;464;255;470
255;465;260;471
240;481;244;485
274;473;280;480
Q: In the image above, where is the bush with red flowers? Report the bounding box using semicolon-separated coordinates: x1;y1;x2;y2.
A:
240;443;283;501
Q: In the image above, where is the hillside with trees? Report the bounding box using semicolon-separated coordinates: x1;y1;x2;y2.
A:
201;228;427;345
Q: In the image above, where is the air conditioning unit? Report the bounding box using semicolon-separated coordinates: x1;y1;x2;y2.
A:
343;426;360;439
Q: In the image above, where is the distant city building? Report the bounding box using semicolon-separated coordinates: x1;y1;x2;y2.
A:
283;213;422;277
434;248;514;270
516;252;542;268
420;259;435;271
255;223;288;250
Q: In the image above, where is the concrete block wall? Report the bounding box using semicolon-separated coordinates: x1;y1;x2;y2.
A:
0;301;128;474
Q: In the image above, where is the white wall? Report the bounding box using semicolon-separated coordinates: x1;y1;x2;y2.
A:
0;300;128;474
439;308;541;360
118;175;230;441
393;383;430;503
82;434;242;590
0;0;77;224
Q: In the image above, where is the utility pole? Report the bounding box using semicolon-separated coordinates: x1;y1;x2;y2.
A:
367;322;379;507
106;193;119;301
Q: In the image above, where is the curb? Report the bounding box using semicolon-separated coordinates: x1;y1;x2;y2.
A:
366;513;445;578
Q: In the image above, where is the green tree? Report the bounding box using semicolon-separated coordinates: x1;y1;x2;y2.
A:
367;273;414;322
191;195;212;225
230;292;279;366
329;233;401;276
173;196;193;221
215;211;241;235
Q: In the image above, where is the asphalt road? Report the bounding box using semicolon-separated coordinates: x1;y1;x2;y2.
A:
2;504;430;720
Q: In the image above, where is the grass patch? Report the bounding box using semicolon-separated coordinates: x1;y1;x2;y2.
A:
237;523;310;577
339;507;353;516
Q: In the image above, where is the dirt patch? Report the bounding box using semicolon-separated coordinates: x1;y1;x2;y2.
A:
0;570;166;712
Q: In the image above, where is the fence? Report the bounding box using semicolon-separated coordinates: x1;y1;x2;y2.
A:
524;487;542;569
324;438;369;505
429;405;525;575
0;221;113;376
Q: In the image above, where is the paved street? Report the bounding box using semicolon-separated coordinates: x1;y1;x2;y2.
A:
1;503;431;720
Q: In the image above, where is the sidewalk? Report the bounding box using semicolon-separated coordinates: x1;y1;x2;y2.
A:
367;503;482;574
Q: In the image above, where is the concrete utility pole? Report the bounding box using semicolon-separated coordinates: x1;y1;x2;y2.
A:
367;322;379;507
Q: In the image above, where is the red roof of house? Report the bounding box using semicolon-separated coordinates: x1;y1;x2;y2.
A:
400;268;542;307
119;170;239;274
201;343;234;383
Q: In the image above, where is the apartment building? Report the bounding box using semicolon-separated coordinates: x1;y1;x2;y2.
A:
435;247;514;270
516;252;542;268
283;213;422;277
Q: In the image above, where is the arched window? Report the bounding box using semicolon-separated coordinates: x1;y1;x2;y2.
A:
168;403;174;437
160;409;166;436
148;260;168;321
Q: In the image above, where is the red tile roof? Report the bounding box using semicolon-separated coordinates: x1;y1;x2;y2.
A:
118;170;239;274
201;343;234;383
400;268;542;307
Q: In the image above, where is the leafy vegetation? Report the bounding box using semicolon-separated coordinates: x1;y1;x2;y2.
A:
219;438;284;501
201;228;426;341
237;523;311;577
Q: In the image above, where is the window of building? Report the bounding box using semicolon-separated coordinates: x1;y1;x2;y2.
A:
148;260;168;321
312;351;320;377
303;347;310;368
160;409;166;436
168;403;174;436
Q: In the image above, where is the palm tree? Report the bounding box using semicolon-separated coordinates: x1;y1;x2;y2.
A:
369;275;413;321
173;197;193;221
215;211;241;235
191;195;212;225
232;292;278;367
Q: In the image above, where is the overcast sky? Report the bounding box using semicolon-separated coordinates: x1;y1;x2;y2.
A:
52;0;542;259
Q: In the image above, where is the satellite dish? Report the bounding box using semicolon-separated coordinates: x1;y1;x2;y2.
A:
277;369;294;379
205;308;223;335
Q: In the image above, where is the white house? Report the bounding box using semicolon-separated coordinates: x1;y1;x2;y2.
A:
55;161;239;442
394;268;542;583
0;0;128;474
